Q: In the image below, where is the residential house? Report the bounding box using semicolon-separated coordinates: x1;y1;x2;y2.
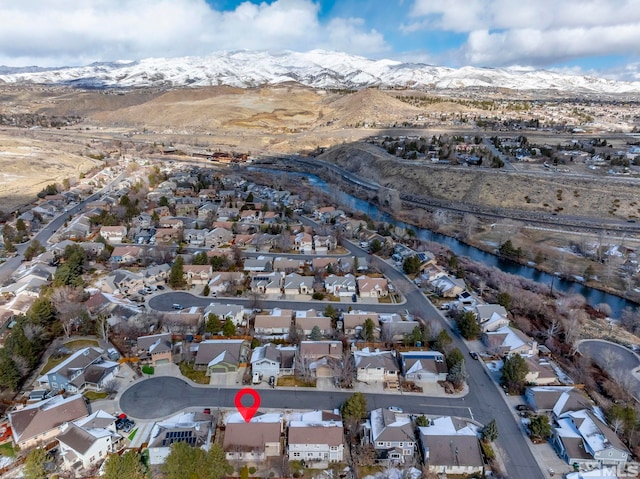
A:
162;310;203;335
198;202;218;221
294;232;313;253
101;269;144;295
566;467;619;479
99;226;127;243
399;351;448;382
474;304;510;333
254;308;293;335
354;349;400;388
250;272;283;295
342;311;379;337
175;200;198;216
183;228;207;247
313;235;336;254
525;386;592;416
295;310;332;336
365;408;416;464
283;273;313;296
251;343;297;379
183;264;213;287
418;416;483;476
159;218;184;229
193;339;250;376
207;272;243;296
524;357;558;385
244;257;273;273
324;274;357;297
142;263;171;285
552;409;629;468
288;410;344;465
483;326;538;357
216;207;240;221
204;303;245;327
430;276;466;298
357;276;389;298
379;313;419;342
57;410;121;473
148;412;214;465
137;333;174;366
9;394;89;449
204;227;233;248
154;227;181;243
223;413;283;462
37;347;119;393
299;341;343;378
311;257;340;273
273;257;304;273
110;245;142;264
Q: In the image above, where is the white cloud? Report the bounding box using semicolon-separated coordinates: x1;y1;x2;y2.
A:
0;0;389;66
409;0;640;67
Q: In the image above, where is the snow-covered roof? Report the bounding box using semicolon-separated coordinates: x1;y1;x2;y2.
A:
226;412;282;424
418;416;478;437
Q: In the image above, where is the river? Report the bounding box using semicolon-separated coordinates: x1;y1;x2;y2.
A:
251;167;637;318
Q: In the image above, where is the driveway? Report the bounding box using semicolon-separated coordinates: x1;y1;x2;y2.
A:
577;339;640;399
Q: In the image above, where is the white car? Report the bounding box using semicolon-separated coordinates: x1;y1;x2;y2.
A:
387;406;403;413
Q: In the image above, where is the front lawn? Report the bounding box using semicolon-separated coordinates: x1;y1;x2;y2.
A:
84;391;109;401
179;362;209;384
64;339;99;350
276;376;316;387
0;442;16;457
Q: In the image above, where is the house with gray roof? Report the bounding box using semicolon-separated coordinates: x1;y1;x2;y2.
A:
204;303;245;326
323;274;356;297
193;339;250;376
354;349;400;388
365;408;416;464
137;332;174;366
148;411;214;465
418;416;483;476
37;347;118;393
288;410;344;466
283;273;314;296
399;351;448;382
254;308;293;335
57;410;121;473
251;343;297;378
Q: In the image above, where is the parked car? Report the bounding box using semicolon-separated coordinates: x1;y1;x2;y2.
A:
157;285;165;290
469;351;479;360
516;404;533;412
351;294;357;303
172;303;184;310
268;376;276;388
203;408;211;414
387;406;403;413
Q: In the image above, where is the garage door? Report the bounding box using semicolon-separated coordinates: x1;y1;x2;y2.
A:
155;359;170;365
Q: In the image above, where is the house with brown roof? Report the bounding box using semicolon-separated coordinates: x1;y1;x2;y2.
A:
193;339;250;376
524;357;558;385
357;276;389;298
418;416;483;475
342;311;379;336
223;413;283;462
204;227;233;248
57;410;121;473
154;227;181;243
288;410;345;465
110;245;142;264
272;257;304;273
254;308;293;335
474;304;510;333
137;332;174;366
299;341;343;360
162;310;203;335
183;264;213;286
365;408;416;464
525;386;592;416
9;394;89;449
295;309;332;336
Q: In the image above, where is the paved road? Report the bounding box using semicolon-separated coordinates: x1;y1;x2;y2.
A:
120;377;470;420
577;339;640;399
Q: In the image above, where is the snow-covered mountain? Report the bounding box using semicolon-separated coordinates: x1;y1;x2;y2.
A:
1;50;639;94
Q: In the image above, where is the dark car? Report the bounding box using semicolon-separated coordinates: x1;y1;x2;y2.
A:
351;294;357;302
516;404;533;412
157;285;165;290
268;376;276;388
204;408;211;414
469;351;479;360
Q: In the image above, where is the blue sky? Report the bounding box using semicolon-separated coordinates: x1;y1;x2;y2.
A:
1;0;639;80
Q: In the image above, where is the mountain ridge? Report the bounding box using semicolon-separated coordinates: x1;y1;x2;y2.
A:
1;49;639;94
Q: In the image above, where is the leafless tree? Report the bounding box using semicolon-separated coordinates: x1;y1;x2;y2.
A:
102;379;119;395
596;303;613;317
96;315;110;342
332;352;355;389
601;350;622;370
23;323;44;342
461;213;478;240
288;324;304;345
295;354;314;383
51;285;86;337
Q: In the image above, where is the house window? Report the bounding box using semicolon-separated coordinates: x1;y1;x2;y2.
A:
293;452;300;457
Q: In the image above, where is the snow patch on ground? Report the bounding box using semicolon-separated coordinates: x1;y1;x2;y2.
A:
364;467;421;479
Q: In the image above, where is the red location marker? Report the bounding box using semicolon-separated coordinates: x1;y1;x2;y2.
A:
234;388;261;423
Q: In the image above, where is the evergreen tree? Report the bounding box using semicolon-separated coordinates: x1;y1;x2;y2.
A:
23;448;47;479
169;256;187;289
222;318;236;337
310;325;322;340
482;419;499;442
205;314;222;334
362;318;375;342
341;392;367;421
456;311;481;339
501;354;529;394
